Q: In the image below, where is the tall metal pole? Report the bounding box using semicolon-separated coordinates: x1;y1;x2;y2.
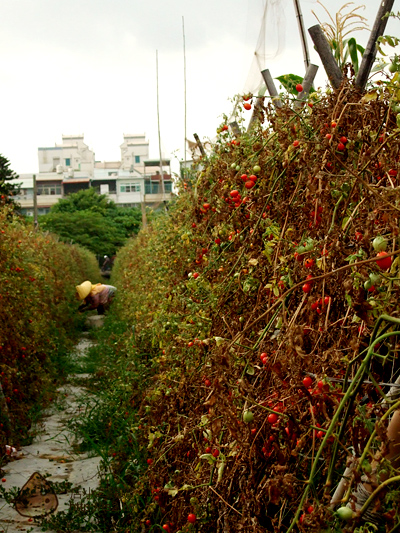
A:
33;174;38;229
182;16;187;180
293;0;310;70
156;50;166;201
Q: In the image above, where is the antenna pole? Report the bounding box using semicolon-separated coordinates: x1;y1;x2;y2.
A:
156;50;166;200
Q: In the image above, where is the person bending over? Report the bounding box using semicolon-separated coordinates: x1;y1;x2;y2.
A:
75;281;117;315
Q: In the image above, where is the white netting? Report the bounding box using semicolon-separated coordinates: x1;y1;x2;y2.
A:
243;0;287;97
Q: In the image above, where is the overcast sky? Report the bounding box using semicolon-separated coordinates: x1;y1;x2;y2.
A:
1;0;399;177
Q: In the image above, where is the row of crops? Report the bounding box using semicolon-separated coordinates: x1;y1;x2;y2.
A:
98;75;400;533
0;204;100;449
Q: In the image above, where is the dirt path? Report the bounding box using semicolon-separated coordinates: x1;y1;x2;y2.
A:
0;335;101;533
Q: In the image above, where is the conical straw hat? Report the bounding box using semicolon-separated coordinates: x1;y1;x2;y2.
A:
76;281;92;300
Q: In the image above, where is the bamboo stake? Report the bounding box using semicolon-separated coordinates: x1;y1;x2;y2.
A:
295;63;319;109
293;0;310;70
261;69;283;109
193;133;206;158
229;121;241;137
308;25;343;89
247;96;264;131
155;50;166;203
33;174;38;230
355;0;395;90
182;16;187;178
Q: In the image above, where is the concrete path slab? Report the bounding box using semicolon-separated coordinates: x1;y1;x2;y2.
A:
0;337;101;533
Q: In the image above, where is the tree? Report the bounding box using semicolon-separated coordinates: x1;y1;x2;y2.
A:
40;188;142;255
40;211;127;256
0;155;21;207
50;187;114;215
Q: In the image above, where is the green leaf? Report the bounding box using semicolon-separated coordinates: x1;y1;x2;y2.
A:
246;364;255;376
348;38;359;74
199;453;216;465
386;35;396;47
275;74;315;96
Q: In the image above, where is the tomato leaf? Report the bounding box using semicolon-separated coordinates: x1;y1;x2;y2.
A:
275;74;315;96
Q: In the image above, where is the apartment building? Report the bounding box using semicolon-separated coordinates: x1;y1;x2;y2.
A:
15;134;174;215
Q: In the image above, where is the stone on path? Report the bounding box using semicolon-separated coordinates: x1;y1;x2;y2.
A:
86;315;104;329
0;336;101;533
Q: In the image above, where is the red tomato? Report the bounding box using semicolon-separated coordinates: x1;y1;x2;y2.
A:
302;283;312;294
376;252;392;270
304;258;314;269
267;413;278;424
302;376;312;388
296;83;303;92
243;103;252;110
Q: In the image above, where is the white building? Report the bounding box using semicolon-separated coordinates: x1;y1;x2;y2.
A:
14;134;174;215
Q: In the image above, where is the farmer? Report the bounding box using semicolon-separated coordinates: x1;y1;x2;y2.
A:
75;281;117;315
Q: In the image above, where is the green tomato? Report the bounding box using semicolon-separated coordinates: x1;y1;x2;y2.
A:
364;279;372;290
336;507;354;521
243;410;254;423
372;235;387;252
230;162;237;169
389;62;398;73
362;460;372;474
253;165;261;173
235;165;240;171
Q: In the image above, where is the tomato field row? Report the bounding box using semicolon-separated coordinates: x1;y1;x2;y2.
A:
105;78;400;532
0;204;100;448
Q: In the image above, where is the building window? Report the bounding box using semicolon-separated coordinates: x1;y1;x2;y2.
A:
151;182;159;194
65;158;71;167
164;182;172;193
120;183;141;193
37;183;62;195
135;155;140;164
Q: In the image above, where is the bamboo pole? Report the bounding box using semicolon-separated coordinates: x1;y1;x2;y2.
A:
247;96;264;132
33;174;38;229
261;69;283;109
229;121;241;137
355;0;395;90
308;25;343;90
155;50;166;203
193;133;206;158
293;0;310;70
294;63;319;109
182;16;187;179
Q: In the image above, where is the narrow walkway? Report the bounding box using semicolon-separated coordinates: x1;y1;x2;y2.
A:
0;335;101;533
